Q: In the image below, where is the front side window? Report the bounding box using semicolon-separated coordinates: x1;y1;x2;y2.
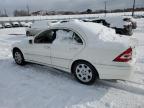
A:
34;30;56;44
53;29;83;45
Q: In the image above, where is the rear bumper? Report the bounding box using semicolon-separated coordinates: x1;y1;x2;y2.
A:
95;64;135;80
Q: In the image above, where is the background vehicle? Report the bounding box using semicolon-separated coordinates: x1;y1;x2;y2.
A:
123;17;137;29
83;19;110;27
12;20;136;84
84;16;133;36
4;22;12;28
0;24;3;29
20;22;28;27
11;22;20;27
103;16;133;36
25;22;33;28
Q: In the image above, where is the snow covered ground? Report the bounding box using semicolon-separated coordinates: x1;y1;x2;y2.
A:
0;18;144;108
0;11;144;22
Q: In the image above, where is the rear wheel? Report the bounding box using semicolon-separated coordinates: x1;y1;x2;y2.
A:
72;61;98;85
13;49;25;65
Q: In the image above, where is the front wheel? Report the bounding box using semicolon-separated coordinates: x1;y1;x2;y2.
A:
26;31;31;36
72;61;98;85
13;49;25;65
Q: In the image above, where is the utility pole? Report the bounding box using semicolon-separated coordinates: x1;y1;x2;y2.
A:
4;8;7;16
104;1;107;17
26;4;30;16
132;0;136;16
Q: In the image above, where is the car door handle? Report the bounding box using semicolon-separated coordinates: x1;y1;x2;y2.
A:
44;46;50;49
69;47;78;50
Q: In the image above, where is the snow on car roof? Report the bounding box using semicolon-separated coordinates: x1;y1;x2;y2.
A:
12;22;19;24
31;20;50;28
103;16;125;28
50;20;130;48
4;23;11;26
51;20;118;43
97;16;133;28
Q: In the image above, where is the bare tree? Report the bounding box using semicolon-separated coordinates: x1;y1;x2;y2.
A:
13;9;29;16
104;1;107;17
26;4;30;16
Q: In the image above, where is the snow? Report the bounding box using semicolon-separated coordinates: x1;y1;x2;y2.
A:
55;20;118;42
4;22;11;26
0;11;144;22
12;22;19;25
53;29;83;45
31;20;49;28
53;30;74;44
0;18;144;108
63;20;132;47
20;22;27;27
0;27;26;35
101;16;133;28
82;22;118;42
0;24;3;28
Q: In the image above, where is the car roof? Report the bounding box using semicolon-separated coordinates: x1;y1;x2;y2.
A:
4;22;11;25
12;22;19;24
50;20;117;44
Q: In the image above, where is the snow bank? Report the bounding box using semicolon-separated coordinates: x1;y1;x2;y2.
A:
0;27;26;35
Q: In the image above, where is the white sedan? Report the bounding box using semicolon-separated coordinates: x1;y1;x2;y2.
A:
12;20;136;84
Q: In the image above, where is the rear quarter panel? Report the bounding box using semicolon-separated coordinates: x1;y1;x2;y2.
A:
70;41;131;69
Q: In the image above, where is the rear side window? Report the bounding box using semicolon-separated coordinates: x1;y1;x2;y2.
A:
53;29;83;45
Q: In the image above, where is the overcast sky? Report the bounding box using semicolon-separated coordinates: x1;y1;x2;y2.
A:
0;0;144;16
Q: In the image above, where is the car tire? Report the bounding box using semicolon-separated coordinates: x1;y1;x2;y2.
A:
127;26;133;36
72;61;98;85
26;31;30;36
13;49;25;65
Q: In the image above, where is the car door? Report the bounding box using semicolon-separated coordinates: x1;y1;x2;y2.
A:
25;29;56;65
51;29;84;69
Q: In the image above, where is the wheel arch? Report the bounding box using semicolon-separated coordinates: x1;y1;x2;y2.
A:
26;31;31;36
71;59;100;79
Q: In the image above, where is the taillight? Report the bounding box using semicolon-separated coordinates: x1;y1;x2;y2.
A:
113;48;132;62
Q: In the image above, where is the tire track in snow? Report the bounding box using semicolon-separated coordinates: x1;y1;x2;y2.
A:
135;71;144;75
97;80;144;95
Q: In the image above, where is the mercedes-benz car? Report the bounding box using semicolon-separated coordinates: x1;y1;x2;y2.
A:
12;20;136;84
4;22;12;28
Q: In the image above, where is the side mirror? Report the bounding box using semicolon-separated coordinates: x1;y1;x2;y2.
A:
29;39;33;44
28;37;33;44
